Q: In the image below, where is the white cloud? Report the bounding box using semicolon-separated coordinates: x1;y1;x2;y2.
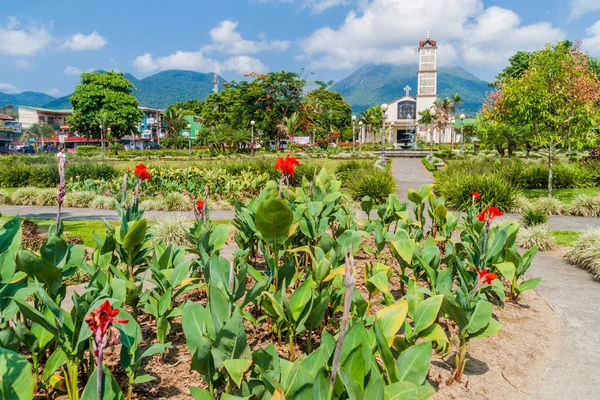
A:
460;7;565;67
0;82;20;94
63;65;95;76
300;0;564;71
62;31;106;51
15;59;33;70
45;88;60;96
203;20;289;55
133;50;267;75
582;20;600;56
570;0;600;19
0;17;52;56
260;0;351;13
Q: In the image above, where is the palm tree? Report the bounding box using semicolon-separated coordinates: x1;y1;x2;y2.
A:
163;108;187;138
231;128;251;151
24;123;55;152
283;112;301;142
419;109;434;160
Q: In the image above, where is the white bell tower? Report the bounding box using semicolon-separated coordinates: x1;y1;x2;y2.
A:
416;32;438;118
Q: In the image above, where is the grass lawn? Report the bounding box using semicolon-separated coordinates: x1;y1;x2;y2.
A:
0;216;230;247
520;188;600;204
551;230;582;246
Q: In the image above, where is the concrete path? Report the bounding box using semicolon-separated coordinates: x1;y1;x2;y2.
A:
391;158;434;202
528;251;600;399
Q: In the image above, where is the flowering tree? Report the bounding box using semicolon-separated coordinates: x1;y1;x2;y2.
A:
490;42;600;196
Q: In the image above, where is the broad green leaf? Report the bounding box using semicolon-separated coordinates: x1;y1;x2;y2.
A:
0;347;34;400
375;299;408;347
384;381;435;400
466;300;493;335
288;277;313;322
339;345;365;400
494;262;516;282
122;219;147;255
182;301;206;353
43;348;66;383
374;319;398;383
518;277;541;292
391;240;415;265
189;387;215;400
413;295;443;336
133;374;156;384
211;308;250;369
254;197;293;249
470;318;502;339
16;250;62;296
81;365;125;400
396;341;432;386
223;359;252;387
209;283;230;332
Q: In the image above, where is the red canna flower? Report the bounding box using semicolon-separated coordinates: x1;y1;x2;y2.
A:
472;191;482;200
86;300;128;343
134;164;151;181
476;268;498;286
275;155;300;177
196;200;204;211
477;205;503;222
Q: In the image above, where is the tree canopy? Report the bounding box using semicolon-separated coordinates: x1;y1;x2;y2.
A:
68;71;143;139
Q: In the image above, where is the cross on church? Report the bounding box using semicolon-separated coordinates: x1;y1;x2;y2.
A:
404;85;411;96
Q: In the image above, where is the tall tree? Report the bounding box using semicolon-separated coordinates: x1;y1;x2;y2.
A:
492;42;600;196
24;123;55;152
68;71;142;139
304;89;352;137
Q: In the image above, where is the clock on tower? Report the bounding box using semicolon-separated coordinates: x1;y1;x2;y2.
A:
416;32;438;117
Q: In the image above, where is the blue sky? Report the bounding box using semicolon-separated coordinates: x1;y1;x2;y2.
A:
2;0;600;97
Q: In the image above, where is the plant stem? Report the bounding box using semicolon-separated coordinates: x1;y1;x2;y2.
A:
453;338;468;383
328;247;355;400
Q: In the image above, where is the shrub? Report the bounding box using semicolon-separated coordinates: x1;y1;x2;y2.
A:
0;190;9;204
521;208;549;227
0;165;32;187
65;163;119;181
28;165;58;187
335;160;375;186
148;213;193;245
64;191;97;208
421;158;436;172
140;198;163;211
436;174;517;212
90;195;116;210
163;192;192;211
566;194;600;217
563;228;600;279
516;224;557;251
510;194;534;214
535;197;564;215
76;145;101;156
348;168;396;204
11;187;56;206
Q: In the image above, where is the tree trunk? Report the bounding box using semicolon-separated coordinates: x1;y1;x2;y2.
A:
547;147;553;198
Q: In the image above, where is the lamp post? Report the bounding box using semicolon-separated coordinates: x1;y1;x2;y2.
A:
358;121;364;157
187;123;192;160
451;117;456;152
459;114;466;153
380;104;388;165
429;107;437;161
250;120;255;156
351;115;357;155
98;124;106;160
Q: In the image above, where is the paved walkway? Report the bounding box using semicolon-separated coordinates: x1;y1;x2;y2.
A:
528;251;600;399
391;158;434;202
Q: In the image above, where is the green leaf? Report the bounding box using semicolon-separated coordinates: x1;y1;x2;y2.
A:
14;299;58;337
209;283;230;332
189;387;215;400
391;240;415;265
339;345;365;400
81;364;125;400
211;308;250;369
375;299;408;347
412;295;443;336
122;218;147;254
518;277;541;293
384;381;435;400
466;301;493;335
288;277;313;322
396;341;432;386
494;262;516;282
182;301;206;353
16;250;62;296
374;319;398;383
0;347;34;400
470;318;502;339
223;359;252;387
132;374;156;384
254;197;293;249
43;348;66;383
40;235;68;266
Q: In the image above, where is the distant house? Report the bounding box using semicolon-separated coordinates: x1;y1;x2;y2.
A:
181;115;202;144
138;106;166;142
0;113;22;150
18;106;71;135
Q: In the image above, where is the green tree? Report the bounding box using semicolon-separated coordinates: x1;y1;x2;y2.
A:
0;105;18;119
491;51;533;88
494;42;600;196
68;71;142;139
172;99;204;115
24;123;55;152
360;105;384;141
163;108;187;138
304;89;352;137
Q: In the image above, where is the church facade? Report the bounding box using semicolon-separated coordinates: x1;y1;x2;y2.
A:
360;33;455;147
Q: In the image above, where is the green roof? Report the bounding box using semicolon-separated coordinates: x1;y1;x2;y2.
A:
18;106;73;113
453;118;476;128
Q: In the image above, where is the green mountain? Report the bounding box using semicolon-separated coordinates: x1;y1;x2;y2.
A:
330;64;490;115
1;70;228;110
0;91;57;108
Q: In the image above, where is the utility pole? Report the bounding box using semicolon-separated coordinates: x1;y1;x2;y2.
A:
380;104;389;166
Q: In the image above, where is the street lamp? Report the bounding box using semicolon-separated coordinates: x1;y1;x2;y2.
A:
451;117;456;152
459;114;466;153
106;127;111;156
187;123;192;159
351;115;357;155
380;104;389;165
250;120;255;156
429;107;437;161
98;124;105;160
358;120;364;157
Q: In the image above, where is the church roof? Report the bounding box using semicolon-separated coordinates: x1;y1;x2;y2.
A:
388;95;416;105
419;39;437;47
